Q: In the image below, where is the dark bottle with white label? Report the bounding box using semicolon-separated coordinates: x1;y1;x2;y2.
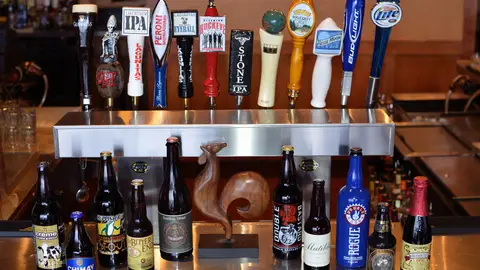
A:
304;179;330;269
94;151;127;267
66;211;96;270
32;162;65;270
158;137;193;261
401;176;432;270
272;145;302;260
368;202;396;270
336;147;370;268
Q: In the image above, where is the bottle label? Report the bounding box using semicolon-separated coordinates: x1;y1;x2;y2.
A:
33;224;64;269
374;220;389;233
272;202;302;252
401;241;431;269
96;213;127;255
288;3;315;38
158;211;193;254
304;232;330;267
345;203;367;225
127;235;154;270
368;246;395;270
66;257;96;270
338;202;369;266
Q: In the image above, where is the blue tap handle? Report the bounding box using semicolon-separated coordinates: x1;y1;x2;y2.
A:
153;62;168;108
370;27;391;78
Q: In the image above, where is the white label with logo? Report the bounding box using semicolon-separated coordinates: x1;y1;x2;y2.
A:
199;16;226;52
122;7;150;36
304;232;330;267
371;2;402;28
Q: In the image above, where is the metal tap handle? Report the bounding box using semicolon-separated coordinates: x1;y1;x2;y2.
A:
177;37;194;100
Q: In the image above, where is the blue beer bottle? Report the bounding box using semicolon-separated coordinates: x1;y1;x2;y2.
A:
336;147;370;268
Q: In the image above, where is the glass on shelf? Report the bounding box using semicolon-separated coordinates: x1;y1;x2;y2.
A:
0;100;37;153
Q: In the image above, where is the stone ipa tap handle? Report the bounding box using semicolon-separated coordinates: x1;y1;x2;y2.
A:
194;142;270;240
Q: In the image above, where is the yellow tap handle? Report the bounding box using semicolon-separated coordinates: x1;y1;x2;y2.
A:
286;0;316;107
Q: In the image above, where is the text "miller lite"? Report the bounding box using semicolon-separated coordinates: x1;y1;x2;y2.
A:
371;2;402;28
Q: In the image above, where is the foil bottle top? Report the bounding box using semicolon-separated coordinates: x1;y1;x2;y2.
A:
410;176;429;216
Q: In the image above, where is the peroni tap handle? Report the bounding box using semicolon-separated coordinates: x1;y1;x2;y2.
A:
286;0;316;108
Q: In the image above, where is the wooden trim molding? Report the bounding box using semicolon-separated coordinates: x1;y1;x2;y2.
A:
463;0;477;56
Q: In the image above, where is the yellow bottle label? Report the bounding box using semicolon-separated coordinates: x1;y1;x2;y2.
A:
401;241;432;269
127;235;154;270
96;214;127;255
33;224;64;269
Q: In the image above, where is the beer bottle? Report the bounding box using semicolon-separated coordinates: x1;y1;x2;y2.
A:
367;202;396;270
32;161;65;270
158;137;193;261
127;179;154;270
272;145;302;260
94;151;127;267
336;147;370;268
401;176;432;269
304;179;330;269
66;211;95;270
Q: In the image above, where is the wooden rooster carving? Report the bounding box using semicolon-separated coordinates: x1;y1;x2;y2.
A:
194;142;270;240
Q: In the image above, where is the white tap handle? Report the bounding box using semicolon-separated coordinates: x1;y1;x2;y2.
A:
310;18;343;108
127;35;145;97
311;56;332;108
257;28;284;108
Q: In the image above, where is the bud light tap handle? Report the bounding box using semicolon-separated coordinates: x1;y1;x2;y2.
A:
340;0;365;107
228;29;254;109
172;10;198;110
150;0;172;109
311;18;342;108
366;0;402;108
286;0;316;108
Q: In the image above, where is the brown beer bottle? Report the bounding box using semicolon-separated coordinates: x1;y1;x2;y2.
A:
127;179;154;270
272;145;302;260
367;202;396;270
32;162;65;270
94;151;127;267
158;137;193;261
401;176;432;269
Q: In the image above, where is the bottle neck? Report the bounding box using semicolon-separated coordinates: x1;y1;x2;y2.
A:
347;154;363;188
131;186;148;220
36;167;50;202
280;151;296;186
70;218;87;244
165;142;183;188
373;210;391;234
310;183;326;218
99;156;117;188
410;186;428;216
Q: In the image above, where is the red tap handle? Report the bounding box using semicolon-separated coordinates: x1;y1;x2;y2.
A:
204;2;220;98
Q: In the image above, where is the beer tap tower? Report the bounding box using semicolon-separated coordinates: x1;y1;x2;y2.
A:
340;0;365;107
172;10;199;110
150;0;172;109
122;7;150;110
366;0;402;108
257;10;285;109
200;0;225;110
286;0;316;108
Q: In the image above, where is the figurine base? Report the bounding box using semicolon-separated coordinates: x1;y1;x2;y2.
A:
197;234;259;258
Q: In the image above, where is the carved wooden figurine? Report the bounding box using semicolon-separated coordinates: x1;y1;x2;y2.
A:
194;142;270;240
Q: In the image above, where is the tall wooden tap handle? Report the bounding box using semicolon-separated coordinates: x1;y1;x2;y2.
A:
286;0;316;108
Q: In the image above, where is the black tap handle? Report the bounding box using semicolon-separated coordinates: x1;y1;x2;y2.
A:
177;37;194;99
228;29;254;97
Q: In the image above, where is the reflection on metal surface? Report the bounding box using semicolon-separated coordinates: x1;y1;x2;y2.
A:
0;221;477;269
54;109;394;158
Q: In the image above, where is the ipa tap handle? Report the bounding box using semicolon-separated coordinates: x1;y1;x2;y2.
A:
228;29;254;109
311;18;343;108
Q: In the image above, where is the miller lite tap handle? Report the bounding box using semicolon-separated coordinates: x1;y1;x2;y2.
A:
257;10;285;108
172;10;198;110
122;7;150;110
340;0;365;107
228;29;254;109
286;0;316;108
72;4;98;112
366;0;402;108
201;0;224;109
150;0;172;109
311;18;343;109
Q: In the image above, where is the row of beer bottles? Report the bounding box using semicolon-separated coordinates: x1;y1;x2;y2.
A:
32;136;191;269
273;146;432;270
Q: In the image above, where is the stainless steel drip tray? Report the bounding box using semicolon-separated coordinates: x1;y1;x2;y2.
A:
395;125;471;155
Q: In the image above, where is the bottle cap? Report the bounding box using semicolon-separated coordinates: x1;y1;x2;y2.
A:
377;202;389;211
350;147;362;155
37;161;49;169
281;145;294;151
131;179;144;186
414;176;428;188
100;151;112;157
167;137;179;143
313;179;325;186
70;211;84;219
